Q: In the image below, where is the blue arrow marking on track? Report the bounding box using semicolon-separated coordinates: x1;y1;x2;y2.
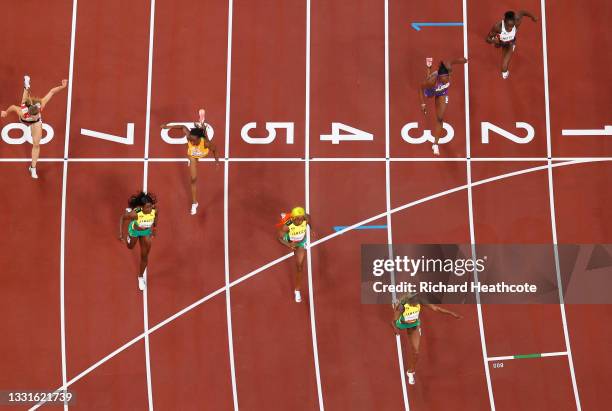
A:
333;225;387;232
411;22;463;31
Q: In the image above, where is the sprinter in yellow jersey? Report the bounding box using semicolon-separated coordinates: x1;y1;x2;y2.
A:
393;293;462;385
277;206;315;303
161;109;218;215
118;192;159;291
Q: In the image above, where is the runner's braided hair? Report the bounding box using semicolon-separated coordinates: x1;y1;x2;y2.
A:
438;62;450;76
189;123;208;139
128;191;157;209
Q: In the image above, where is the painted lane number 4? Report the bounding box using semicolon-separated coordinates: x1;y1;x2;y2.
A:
320;122;373;144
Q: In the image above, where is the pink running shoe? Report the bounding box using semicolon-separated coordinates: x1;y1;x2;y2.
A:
198;109;205;124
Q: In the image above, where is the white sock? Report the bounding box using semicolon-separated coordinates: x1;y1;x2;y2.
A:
138;276;146;291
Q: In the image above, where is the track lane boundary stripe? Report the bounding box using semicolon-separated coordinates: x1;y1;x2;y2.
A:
385;0;410;408
223;1;240;409
461;0;496;408
141;1;157;409
540;1;582;408
304;1;325;409
59;1;78;410
3;157;612;163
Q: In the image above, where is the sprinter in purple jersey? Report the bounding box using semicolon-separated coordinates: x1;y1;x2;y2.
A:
419;57;467;155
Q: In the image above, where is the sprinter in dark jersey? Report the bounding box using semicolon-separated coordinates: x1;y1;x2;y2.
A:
418;58;467;155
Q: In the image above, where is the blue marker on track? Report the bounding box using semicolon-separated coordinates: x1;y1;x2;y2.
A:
411;22;463;31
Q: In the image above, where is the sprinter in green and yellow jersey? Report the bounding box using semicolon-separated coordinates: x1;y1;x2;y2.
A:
393;292;462;385
277;206;314;303
119;191;159;291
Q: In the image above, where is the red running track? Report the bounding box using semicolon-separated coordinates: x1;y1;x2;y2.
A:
0;1;610;410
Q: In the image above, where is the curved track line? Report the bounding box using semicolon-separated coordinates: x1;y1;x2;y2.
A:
30;158;609;410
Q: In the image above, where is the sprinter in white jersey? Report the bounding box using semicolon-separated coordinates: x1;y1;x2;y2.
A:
486;10;538;79
1;76;67;179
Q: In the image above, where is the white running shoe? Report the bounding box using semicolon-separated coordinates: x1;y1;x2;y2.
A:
125;207;132;213
407;372;416;385
28;166;38;179
425;57;433;68
24;75;31;90
138;276;146;291
190;202;199;215
432;144;440;156
502;71;509;79
294;290;302;303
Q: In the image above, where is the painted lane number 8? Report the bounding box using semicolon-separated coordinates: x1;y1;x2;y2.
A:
1;123;55;145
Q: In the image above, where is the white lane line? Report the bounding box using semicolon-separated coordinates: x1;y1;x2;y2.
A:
304;1;325;409
2;156;612;163
541;351;569;358
487;352;568;362
141;1;156;409
28;158;603;409
59;1;78;409
384;0;409;408
462;0;495;408
540;1;581;409
487;355;514;362
224;1;239;409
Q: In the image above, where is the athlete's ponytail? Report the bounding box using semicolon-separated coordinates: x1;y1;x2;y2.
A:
128;191;157;208
24;97;42;114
